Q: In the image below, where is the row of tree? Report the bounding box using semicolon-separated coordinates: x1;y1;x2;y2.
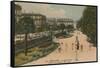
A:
15;16;35;56
77;6;97;47
16;18;74;35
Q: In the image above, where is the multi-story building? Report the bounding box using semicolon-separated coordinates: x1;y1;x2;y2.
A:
15;4;46;32
57;18;74;26
15;4;22;23
20;13;46;31
46;18;74;28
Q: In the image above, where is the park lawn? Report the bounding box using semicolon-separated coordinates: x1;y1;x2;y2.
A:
15;43;59;66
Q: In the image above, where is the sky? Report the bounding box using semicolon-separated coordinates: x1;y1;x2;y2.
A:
15;2;86;21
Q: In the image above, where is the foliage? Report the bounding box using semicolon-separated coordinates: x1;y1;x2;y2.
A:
77;6;97;46
16;16;35;56
15;4;22;10
15;43;59;66
66;25;74;32
59;23;66;32
19;16;35;33
15;16;35;34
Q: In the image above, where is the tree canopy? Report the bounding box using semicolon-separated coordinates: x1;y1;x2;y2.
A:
15;16;35;34
15;4;22;11
77;6;97;47
59;23;66;32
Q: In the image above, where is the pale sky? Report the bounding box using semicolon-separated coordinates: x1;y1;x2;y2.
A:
15;2;86;21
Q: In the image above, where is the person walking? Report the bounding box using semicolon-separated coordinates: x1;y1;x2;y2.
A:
65;43;68;51
72;43;74;50
58;46;61;53
80;44;83;52
89;44;92;51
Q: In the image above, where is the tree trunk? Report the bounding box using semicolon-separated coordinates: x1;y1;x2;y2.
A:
25;33;28;56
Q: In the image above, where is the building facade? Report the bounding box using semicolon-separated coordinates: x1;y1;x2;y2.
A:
46;18;74;28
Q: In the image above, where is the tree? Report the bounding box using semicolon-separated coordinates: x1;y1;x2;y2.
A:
59;23;66;33
77;6;97;47
66;25;74;32
15;21;25;41
15;4;22;12
19;16;35;56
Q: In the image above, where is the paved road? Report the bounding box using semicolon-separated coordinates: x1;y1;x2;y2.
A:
23;30;96;66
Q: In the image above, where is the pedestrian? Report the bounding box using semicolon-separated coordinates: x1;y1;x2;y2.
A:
80;44;83;51
89;44;92;51
58;47;61;53
76;41;79;50
66;43;68;51
61;42;63;45
75;36;80;50
77;44;79;50
72;43;74;50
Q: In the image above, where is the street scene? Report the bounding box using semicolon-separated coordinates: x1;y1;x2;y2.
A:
24;30;96;65
14;2;97;66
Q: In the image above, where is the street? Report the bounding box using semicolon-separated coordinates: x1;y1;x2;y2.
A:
23;30;96;66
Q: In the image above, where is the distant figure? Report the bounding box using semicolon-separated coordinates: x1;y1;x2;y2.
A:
66;43;68;51
80;44;83;51
89;44;92;51
76;36;78;42
58;47;61;53
76;44;79;50
72;43;74;50
72;43;74;45
75;36;80;50
61;42;63;45
75;40;79;50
